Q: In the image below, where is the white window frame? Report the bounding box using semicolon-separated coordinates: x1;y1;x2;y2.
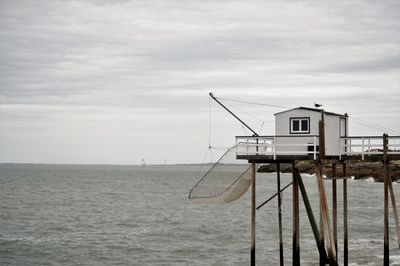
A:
290;117;310;134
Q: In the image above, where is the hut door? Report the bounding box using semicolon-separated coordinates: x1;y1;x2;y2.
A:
340;118;346;137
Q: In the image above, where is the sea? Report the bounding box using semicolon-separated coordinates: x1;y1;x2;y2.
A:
1;163;399;266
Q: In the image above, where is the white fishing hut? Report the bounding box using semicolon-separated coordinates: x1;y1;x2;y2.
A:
236;106;399;161
274;107;348;157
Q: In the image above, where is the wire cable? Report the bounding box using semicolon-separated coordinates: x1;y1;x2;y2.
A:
349;117;400;135
215;96;291;109
219;98;276;135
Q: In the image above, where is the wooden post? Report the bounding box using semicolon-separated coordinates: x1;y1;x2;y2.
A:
343;162;348;266
294;168;329;263
388;170;400;250
319;110;326;160
277;163;284;266
292;163;300;266
319;164;325;266
383;134;389;266
332;163;338;262
251;162;256;266
318;110;326;266
316;163;337;266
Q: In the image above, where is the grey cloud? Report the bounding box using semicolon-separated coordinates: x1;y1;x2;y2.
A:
0;0;399;163
318;55;400;73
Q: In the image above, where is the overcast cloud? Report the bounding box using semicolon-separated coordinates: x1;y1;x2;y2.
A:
0;0;399;164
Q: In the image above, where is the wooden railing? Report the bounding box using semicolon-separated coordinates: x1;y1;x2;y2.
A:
236;135;320;160
236;135;400;160
339;136;400;160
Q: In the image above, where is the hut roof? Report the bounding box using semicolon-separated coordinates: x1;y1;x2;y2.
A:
274;107;347;117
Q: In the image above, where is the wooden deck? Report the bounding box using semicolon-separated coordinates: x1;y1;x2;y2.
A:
235;135;400;163
237;154;400;163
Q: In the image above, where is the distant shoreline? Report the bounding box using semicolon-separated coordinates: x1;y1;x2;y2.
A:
0;162;246;167
259;160;400;183
2;162;399;183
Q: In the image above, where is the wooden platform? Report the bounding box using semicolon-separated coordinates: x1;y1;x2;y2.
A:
237;154;400;164
235;135;400;163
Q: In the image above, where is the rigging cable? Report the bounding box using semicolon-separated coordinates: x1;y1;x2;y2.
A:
349;117;400;135
218;95;400;135
204;94;231;163
208;95;215;163
220;98;276;135
214;96;291;109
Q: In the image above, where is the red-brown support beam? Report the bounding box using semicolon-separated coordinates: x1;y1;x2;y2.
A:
277;163;284;266
343;162;348;266
383;134;389;266
292;163;300;266
332;163;338;263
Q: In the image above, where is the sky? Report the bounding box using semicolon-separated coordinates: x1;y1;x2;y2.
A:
0;0;399;165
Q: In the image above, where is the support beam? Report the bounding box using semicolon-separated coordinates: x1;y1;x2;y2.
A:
277;163;284;266
251;162;256;266
257;182;293;210
319;110;326;160
383;134;389;266
319;164;325;266
292;163;300;266
332;163;338;263
343;162;348;266
388;170;400;250
316;163;338;266
293;168;329;263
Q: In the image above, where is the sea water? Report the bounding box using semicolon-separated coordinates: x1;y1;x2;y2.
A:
0;164;399;265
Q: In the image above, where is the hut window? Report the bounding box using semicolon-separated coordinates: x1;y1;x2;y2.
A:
290;117;310;134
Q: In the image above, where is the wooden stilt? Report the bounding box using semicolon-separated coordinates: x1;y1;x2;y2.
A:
277;163;284;266
316;163;337;266
383;134;389;266
343;162;348;266
318;114;327;266
388;169;400;250
292;163;300;266
319;111;326;160
319;163;325;266
332;163;338;263
251;162;256;266
319;208;324;266
293;168;328;263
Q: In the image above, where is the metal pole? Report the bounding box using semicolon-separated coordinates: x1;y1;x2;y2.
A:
383;134;389;266
343;162;348;266
292;163;300;266
277;163;284;266
251;162;256;266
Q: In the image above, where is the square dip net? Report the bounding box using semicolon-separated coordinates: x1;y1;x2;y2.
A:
189;145;252;204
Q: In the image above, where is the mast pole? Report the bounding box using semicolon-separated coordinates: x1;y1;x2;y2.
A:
209;92;258;136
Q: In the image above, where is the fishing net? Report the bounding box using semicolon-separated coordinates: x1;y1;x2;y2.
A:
189;145;253;204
